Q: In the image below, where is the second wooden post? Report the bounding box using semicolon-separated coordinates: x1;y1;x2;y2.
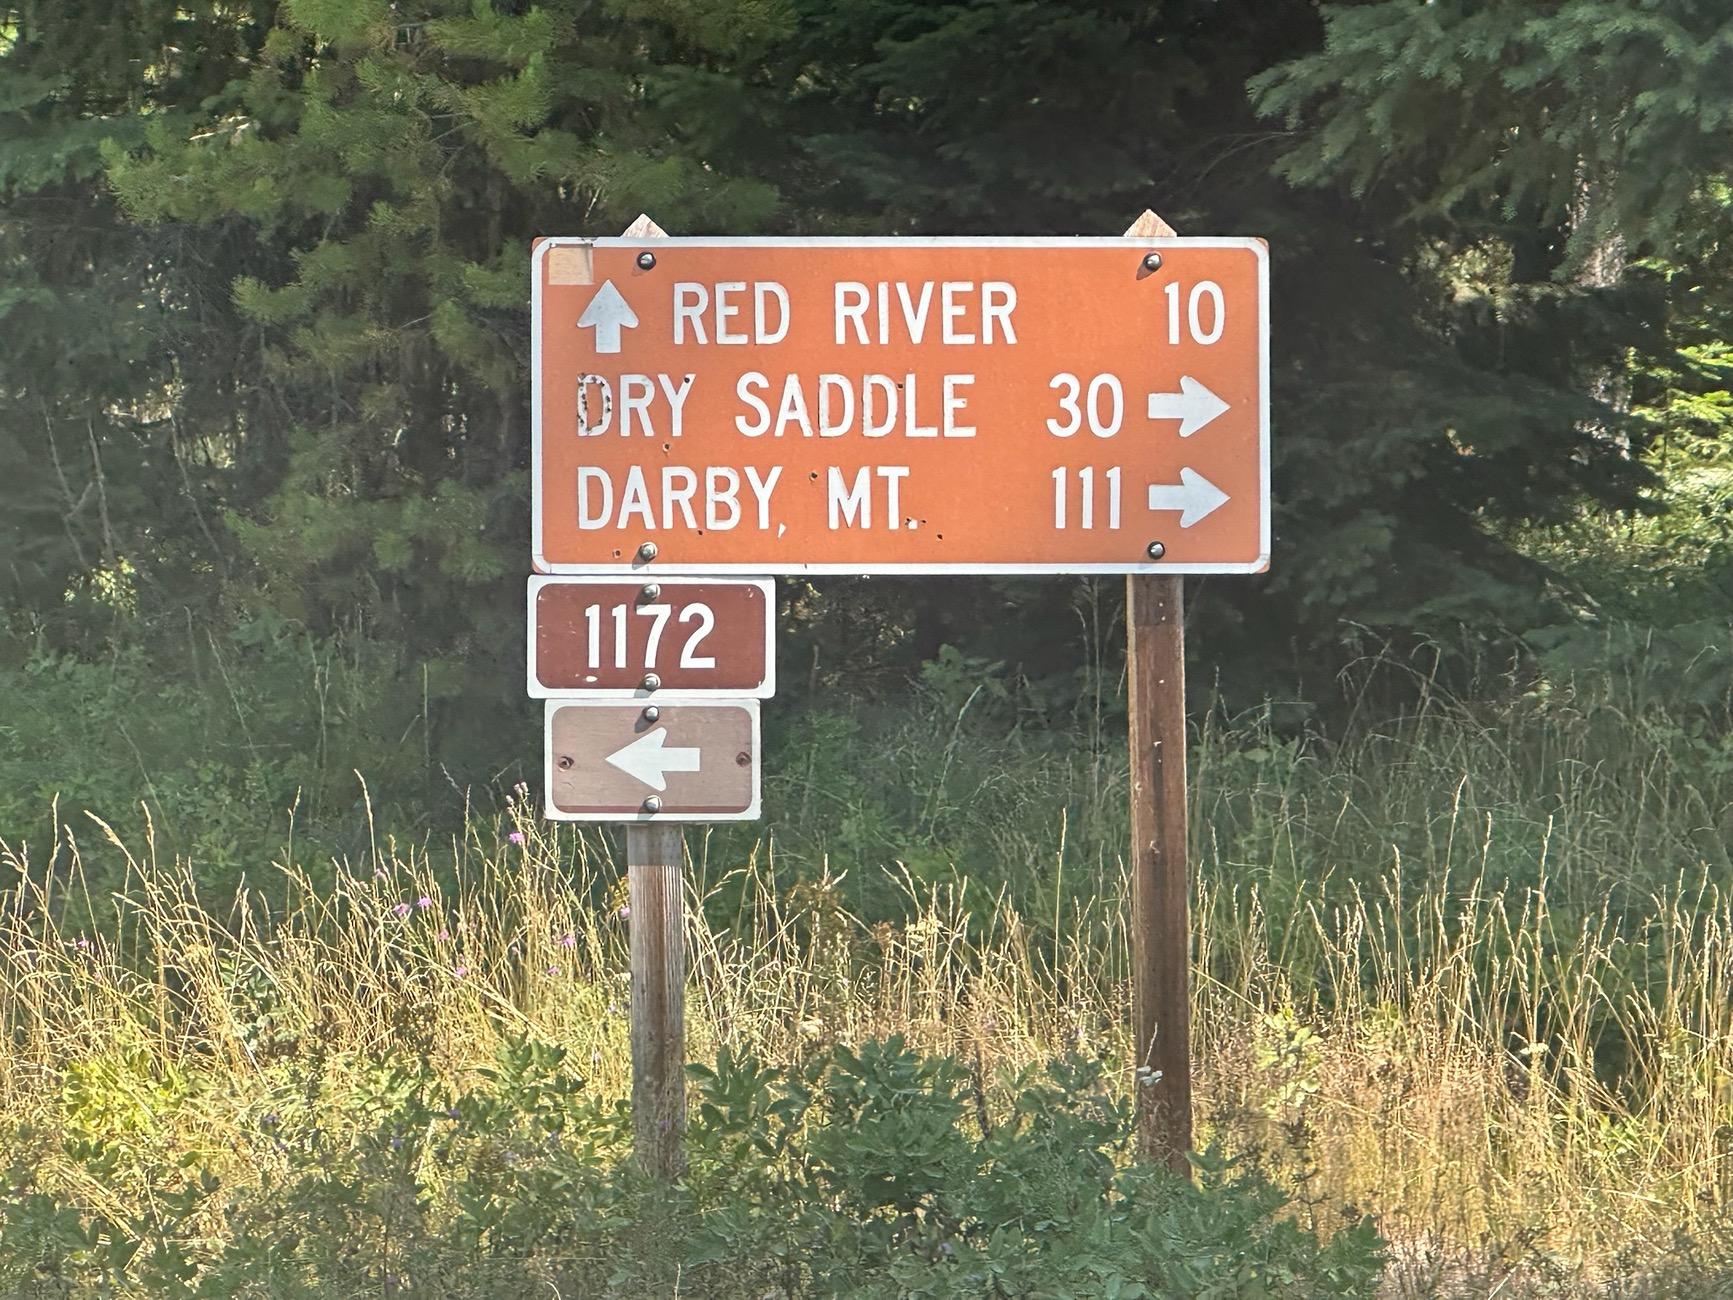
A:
1123;208;1194;1173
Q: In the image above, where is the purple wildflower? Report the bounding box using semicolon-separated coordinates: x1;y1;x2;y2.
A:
558;932;576;949
392;902;411;918
417;896;432;910
453;965;470;978
508;831;525;845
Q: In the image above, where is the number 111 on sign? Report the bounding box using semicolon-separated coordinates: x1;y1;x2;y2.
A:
1052;466;1122;530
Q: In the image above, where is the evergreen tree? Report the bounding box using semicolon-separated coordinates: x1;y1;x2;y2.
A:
1252;0;1733;269
1253;0;1733;639
774;0;1660;685
100;0;790;649
4;0;1726;745
0;2;270;635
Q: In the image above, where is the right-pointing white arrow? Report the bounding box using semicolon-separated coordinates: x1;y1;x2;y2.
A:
605;727;701;792
1146;376;1230;437
1147;467;1230;528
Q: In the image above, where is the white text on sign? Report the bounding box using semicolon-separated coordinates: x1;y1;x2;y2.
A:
667;281;1019;347
568;280;1231;532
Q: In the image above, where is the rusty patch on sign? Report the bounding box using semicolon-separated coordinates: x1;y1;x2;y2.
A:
546;245;594;285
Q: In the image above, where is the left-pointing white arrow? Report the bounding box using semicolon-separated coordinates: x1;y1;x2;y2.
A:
605;727;701;792
1146;375;1230;437
1146;467;1230;528
577;279;639;354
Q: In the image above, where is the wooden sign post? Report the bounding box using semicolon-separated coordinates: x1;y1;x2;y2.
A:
1123;209;1194;1172
619;216;690;1179
627;820;686;1178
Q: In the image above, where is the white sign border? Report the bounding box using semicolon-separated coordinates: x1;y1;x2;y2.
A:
527;575;776;700
531;235;1270;576
542;697;762;823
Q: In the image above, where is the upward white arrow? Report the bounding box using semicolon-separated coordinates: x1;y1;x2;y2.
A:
1146;376;1230;437
577;279;639;354
1147;467;1230;528
605;727;701;792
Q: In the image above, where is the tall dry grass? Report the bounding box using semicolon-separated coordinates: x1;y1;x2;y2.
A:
3;782;1732;1292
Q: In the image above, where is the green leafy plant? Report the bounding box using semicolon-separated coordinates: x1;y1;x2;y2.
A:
0;1036;1383;1298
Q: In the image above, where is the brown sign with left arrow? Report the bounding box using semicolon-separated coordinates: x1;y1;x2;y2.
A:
543;700;760;821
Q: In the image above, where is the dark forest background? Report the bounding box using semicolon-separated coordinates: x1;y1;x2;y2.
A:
2;0;1730;871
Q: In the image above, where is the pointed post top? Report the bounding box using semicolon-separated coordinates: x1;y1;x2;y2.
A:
622;213;669;238
1123;209;1177;239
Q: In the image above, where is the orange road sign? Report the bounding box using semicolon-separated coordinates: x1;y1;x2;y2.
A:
528;576;774;698
532;237;1268;575
544;700;760;821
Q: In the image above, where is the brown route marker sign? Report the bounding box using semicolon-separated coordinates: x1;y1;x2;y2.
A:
528;576;774;698
543;699;760;822
532;237;1267;574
